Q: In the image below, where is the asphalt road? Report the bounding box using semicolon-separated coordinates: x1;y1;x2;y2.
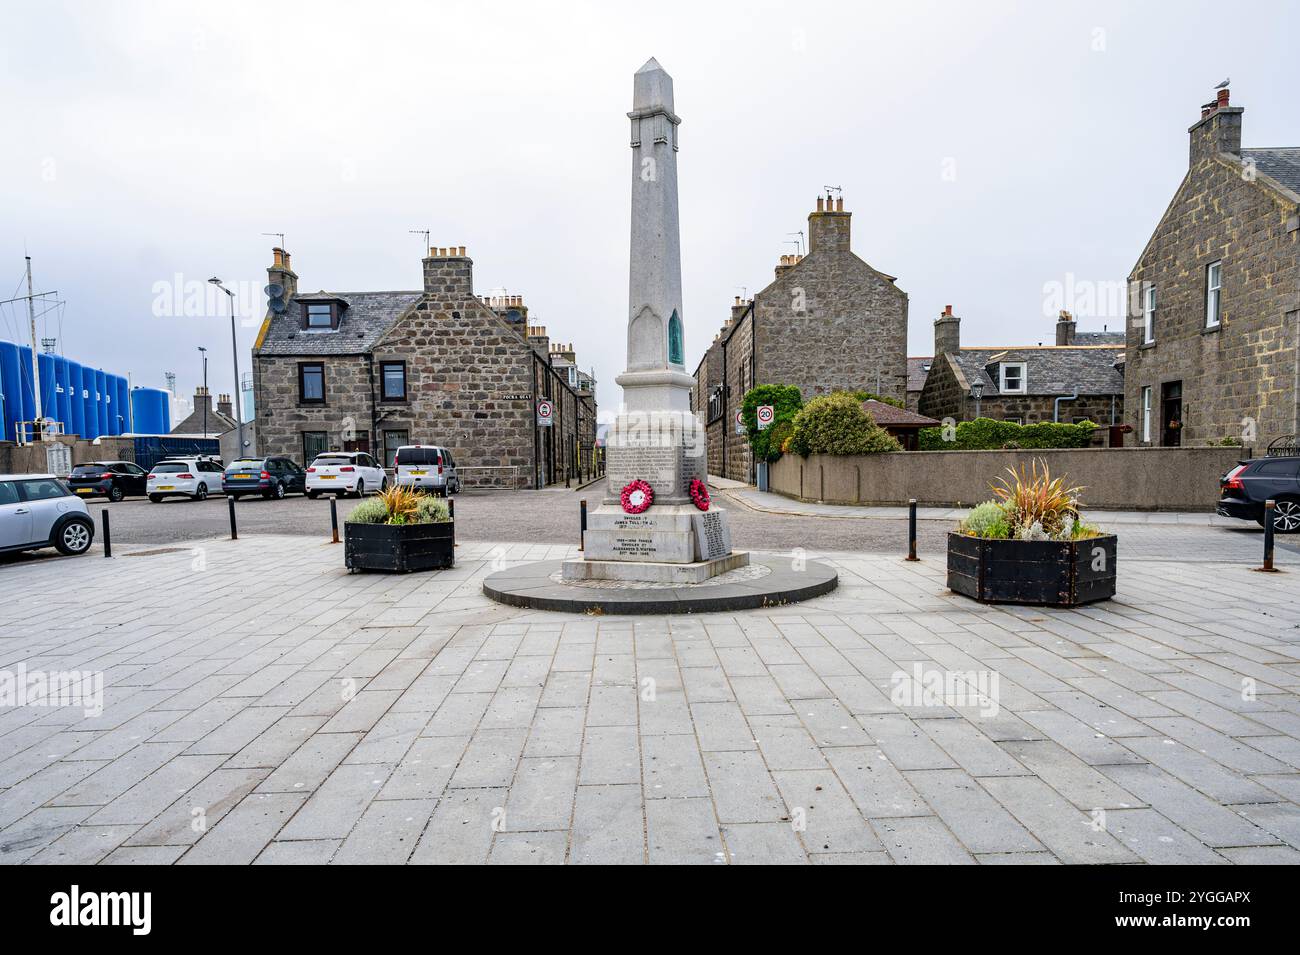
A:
57;480;948;556
26;478;1294;565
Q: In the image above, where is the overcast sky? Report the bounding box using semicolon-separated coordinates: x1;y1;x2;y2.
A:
3;0;1297;419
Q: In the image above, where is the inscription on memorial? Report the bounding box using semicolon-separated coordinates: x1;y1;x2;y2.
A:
692;510;731;561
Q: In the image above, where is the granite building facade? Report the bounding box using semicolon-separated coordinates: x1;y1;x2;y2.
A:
1125;88;1300;449
917;307;1125;440
692;196;909;482
253;247;596;487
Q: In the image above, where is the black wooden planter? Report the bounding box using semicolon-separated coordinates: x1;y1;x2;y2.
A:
344;521;454;573
947;532;1116;606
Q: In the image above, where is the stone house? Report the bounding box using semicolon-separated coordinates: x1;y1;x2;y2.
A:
171;386;236;437
906;357;932;412
917;307;1125;441
691;195;909;482
1125;88;1299;449
252;247;596;487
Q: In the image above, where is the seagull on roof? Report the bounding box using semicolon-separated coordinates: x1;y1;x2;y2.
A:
1214;77;1230;89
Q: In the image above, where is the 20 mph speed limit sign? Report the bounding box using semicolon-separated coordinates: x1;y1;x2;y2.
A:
536;399;554;427
756;405;775;430
734;410;745;435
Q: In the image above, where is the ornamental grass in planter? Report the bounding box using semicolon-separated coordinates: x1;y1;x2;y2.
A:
947;460;1116;606
344;485;454;573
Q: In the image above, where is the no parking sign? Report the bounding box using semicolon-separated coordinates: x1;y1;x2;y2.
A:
536;399;554;427
756;405;774;430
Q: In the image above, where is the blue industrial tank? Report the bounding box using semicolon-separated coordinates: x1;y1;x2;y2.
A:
66;360;85;437
131;387;169;434
54;355;71;431
112;376;129;435
0;340;25;441
94;369;109;437
17;346;36;438
80;365;99;439
38;353;57;432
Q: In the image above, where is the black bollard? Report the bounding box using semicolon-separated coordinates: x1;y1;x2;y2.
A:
330;497;340;544
448;497;456;548
102;508;111;558
228;496;238;540
1263;499;1276;572
905;498;919;561
580;498;587;551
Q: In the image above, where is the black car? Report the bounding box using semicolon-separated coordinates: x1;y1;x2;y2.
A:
1217;456;1300;532
222;457;308;500
66;460;149;502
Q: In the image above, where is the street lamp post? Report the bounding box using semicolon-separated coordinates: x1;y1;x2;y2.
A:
970;379;984;420
208;278;245;454
197;346;208;436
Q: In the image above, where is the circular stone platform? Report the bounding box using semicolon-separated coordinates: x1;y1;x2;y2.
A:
482;554;838;615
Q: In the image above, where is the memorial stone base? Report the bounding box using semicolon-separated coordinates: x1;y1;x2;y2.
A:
567;409;745;583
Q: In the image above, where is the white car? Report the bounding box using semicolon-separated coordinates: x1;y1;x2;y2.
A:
0;473;96;556
306;451;387;498
147;457;225;502
393;445;461;496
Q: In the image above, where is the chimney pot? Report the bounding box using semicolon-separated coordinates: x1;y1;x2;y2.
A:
1217;88;1230;107
816;196;824;212
458;246;466;256
944;304;952;316
835;197;843;212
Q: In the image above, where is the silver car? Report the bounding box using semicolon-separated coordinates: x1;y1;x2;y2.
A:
0;473;96;557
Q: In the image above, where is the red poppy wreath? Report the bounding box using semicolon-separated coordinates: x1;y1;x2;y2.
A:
689;478;711;511
620;479;654;514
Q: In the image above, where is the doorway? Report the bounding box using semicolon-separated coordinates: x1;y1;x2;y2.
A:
1160;380;1182;447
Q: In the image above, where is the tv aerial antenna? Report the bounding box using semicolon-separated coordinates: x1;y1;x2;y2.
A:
262;232;286;248
409;230;431;256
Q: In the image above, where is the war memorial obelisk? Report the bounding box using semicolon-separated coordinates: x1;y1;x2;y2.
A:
562;58;747;584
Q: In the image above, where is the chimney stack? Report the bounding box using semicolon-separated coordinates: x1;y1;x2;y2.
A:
1055;309;1077;346
934;304;960;356
1189;87;1242;165
808;194;851;254
216;393;233;419
268;246;298;301
423;244;474;297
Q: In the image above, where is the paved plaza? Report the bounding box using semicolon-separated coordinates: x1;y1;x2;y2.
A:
1;530;1299;864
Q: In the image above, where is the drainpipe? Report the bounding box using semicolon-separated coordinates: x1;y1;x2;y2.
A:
1054;391;1078;423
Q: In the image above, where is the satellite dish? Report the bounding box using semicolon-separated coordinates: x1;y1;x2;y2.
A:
265;283;284;298
269;298;287;314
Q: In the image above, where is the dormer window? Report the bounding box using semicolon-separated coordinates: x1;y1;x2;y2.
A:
999;362;1026;394
305;303;335;328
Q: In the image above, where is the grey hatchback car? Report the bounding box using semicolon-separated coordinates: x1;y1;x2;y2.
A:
0;474;96;557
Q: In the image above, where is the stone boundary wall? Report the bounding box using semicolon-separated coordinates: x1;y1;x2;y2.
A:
768;447;1247;511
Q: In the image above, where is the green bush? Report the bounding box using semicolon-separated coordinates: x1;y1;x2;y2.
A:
415;495;451;523
918;417;1096;451
741;384;803;462
346;498;388;524
961;500;1011;538
788;392;902;456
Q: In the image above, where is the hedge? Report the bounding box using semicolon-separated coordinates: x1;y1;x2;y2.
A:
788;393;902;456
917;417;1097;451
741;385;803;462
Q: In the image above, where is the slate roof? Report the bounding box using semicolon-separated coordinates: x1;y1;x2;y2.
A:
907;357;932;393
862;398;939;428
946;345;1124;397
256;291;423;356
1241;148;1300;194
1072;330;1125;345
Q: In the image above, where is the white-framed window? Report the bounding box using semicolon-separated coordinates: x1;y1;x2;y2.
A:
1142;285;1156;344
999;362;1026;394
1003;416;1023;425
1205;261;1222;328
1141;385;1152;443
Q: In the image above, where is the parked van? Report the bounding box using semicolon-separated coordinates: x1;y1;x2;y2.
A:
393;445;460;496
